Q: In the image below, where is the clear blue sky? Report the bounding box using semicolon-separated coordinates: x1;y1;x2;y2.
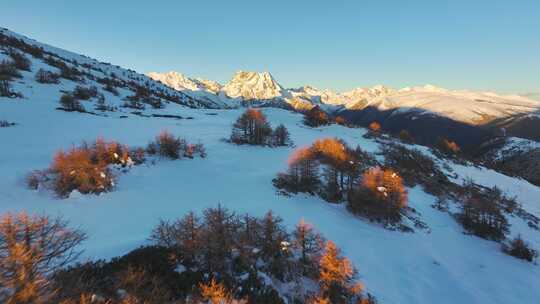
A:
2;0;539;94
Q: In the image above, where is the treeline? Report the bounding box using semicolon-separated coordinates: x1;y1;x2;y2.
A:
27;131;206;198
230;109;293;147
0;208;377;304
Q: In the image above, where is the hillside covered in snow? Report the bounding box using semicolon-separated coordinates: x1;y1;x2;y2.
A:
1;28;540;303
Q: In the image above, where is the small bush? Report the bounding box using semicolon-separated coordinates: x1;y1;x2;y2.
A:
368;122;381;134
0;59;21;80
458;196;509;241
502;235;538;262
26;170;46;190
35;68;60;84
94;94;115;112
8;48;32;71
334;116;347;126
0;120;15;127
59;93;85;112
122;99;145;110
398;129;414;143
103;83;119;96
0;79;11;97
193;143;207;158
130;147;146;164
436;137;461;156
147;131;186;159
73;85;98;100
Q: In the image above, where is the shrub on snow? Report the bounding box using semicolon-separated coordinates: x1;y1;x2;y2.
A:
0;120;15;128
147;131;186;159
502;235;538;262
35;68;60;84
0;59;21;80
59;93;85;112
73;85;98;100
7;47;32;71
147;130;206;160
28;139;133;197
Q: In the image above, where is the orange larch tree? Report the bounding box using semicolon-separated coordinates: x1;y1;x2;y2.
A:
318;241;363;303
368;121;381;134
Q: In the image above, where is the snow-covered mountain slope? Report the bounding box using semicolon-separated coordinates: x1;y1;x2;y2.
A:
338;85;540;147
478;137;540;186
342;85;540;125
0;28;227;110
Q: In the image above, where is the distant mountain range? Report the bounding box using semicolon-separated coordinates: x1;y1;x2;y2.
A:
148;71;540;124
148;70;540;146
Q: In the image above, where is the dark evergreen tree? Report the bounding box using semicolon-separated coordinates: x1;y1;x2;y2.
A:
272;124;292;146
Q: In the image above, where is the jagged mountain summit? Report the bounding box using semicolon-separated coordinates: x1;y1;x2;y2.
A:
222;71;284;100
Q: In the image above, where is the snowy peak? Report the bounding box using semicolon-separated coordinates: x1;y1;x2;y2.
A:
147;71;222;94
223;71;283;100
147;70;285;106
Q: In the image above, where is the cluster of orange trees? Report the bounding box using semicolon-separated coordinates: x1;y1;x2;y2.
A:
39;138;134;197
276;137;408;222
28;131;205;198
231;108;292;146
0;210;375;303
